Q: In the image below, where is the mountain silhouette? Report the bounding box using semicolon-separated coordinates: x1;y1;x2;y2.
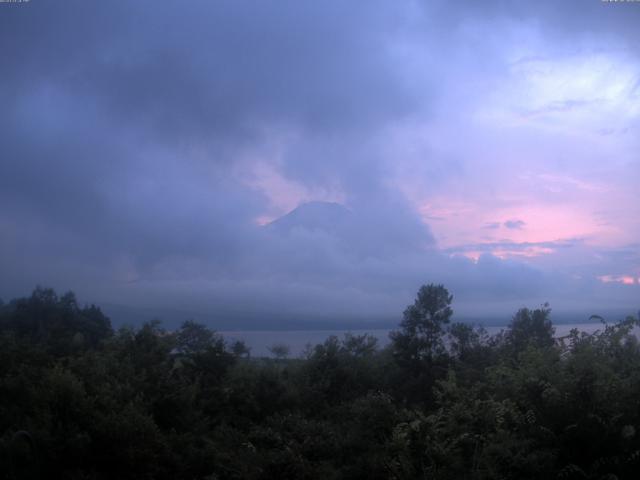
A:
266;201;433;258
266;201;354;236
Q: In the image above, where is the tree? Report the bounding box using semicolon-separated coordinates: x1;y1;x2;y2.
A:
173;320;235;380
390;284;453;369
506;303;554;352
174;320;220;356
0;287;112;353
268;342;291;360
230;339;251;358
342;333;378;357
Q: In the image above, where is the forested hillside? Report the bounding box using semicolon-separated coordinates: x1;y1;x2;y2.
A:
1;285;639;479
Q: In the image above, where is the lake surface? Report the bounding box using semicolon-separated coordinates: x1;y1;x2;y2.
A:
221;323;607;357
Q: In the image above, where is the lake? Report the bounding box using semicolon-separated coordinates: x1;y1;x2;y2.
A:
220;323;608;357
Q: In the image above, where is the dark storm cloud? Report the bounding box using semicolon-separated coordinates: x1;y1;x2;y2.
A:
2;0;417;138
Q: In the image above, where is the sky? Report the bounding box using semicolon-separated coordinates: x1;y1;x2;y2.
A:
1;0;639;327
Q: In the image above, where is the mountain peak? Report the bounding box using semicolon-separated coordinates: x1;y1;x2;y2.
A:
266;202;353;234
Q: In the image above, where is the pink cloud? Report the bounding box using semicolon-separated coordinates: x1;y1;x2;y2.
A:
598;275;637;285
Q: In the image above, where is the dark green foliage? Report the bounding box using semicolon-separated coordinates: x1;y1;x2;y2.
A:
389;284;454;404
506;303;555;352
268;342;291;360
0;287;112;355
1;285;639;479
390;284;453;367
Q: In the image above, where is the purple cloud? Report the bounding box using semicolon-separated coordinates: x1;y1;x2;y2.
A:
504;220;527;230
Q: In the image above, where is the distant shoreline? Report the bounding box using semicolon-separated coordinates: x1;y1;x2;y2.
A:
220;322;614;357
